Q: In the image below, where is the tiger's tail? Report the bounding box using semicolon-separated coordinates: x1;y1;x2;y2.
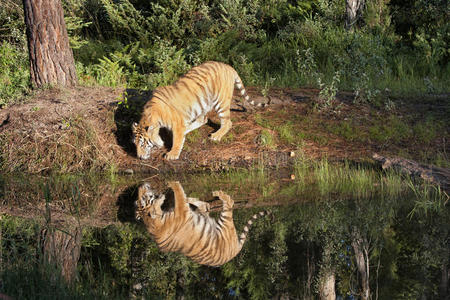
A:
234;74;255;111
238;210;271;247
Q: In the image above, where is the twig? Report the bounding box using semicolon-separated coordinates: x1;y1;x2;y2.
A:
133;161;159;171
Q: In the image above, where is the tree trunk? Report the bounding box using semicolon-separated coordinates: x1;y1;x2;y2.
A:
40;225;81;282
346;0;365;30
304;241;315;300
23;0;77;88
318;244;336;300
319;272;336;300
440;261;449;300
352;227;370;300
373;153;450;192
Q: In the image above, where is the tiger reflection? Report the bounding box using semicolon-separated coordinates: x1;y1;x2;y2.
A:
135;181;268;266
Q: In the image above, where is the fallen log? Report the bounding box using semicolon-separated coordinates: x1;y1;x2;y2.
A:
373;153;450;192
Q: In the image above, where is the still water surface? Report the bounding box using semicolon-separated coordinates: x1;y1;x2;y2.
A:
0;170;448;299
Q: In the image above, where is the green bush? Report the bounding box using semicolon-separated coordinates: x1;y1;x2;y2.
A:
0;0;449;102
0;42;30;107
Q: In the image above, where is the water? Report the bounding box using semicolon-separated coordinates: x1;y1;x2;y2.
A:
0;170;448;299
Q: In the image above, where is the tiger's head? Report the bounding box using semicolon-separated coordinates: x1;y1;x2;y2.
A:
132;122;162;160
135;182;165;220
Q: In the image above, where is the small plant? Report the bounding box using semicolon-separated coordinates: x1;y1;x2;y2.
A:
254;113;274;129
315;71;341;112
384;98;396;111
258;129;276;149
234;54;258;86
94;56;126;87
117;91;129;109
353;72;381;104
185;129;202;145
297;48;321;86
261;76;275;98
423;77;435;94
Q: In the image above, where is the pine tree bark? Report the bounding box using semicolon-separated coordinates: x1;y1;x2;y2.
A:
23;0;77;88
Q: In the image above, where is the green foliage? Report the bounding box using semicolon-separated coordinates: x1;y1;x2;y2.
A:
0;0;26;45
62;0;445;95
368;115;412;144
0;42;30;107
0;0;448;109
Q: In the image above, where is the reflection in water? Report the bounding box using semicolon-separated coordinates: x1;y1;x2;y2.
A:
1;171;449;299
136;181;268;266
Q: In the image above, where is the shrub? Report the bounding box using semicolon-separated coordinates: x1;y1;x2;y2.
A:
0;42;30;107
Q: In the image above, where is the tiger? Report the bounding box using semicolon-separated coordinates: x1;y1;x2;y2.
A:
135;181;269;267
132;61;253;160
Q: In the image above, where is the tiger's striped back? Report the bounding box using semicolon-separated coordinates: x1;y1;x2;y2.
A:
136;181;269;266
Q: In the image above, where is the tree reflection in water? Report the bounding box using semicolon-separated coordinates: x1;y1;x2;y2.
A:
0;173;448;299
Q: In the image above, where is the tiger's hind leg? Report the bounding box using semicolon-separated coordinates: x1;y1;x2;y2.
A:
210;108;232;142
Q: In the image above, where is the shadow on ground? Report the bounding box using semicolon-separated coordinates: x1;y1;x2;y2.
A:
114;89;150;156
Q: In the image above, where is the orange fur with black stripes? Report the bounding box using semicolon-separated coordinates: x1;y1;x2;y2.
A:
135;181;268;267
132;61;251;160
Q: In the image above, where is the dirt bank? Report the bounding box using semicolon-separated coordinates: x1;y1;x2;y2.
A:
0;86;448;174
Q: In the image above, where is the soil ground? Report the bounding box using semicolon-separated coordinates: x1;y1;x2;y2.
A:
0;86;448;174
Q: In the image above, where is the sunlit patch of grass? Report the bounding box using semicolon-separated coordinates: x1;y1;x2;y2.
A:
368;115;412;144
412;115;443;145
275;122;301;147
185;129;202;145
221;132;235;143
254;113;275;129
325;121;363;143
0;117;116;173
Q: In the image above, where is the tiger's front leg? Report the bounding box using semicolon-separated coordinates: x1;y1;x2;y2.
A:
210;109;232;142
165;125;186;160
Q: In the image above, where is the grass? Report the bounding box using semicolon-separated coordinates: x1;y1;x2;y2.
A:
408;182;449;218
0;117;116;173
185;129;203;146
178;158;417;204
292;158;408;199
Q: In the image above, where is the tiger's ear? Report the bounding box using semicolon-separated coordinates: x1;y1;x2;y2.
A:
132;122;138;132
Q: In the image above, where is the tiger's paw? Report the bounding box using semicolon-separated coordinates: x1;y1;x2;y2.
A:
212;190;224;198
209;133;222;142
164;151;180;160
213;190;234;208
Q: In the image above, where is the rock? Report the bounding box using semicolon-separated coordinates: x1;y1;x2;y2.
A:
123;168;134;175
0;112;10;127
